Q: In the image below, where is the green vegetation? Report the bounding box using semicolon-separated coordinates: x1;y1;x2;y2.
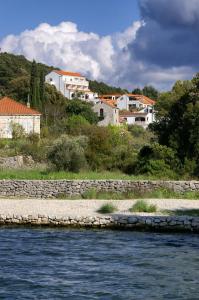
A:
167;209;199;217
89;80;128;95
97;203;117;214
129;200;157;213
47;135;88;172
1;53;199;181
82;189;138;200
132;85;159;100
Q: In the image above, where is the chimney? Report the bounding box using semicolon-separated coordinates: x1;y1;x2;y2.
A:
27;94;30;108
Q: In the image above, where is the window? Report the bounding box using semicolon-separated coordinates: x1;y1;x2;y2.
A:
135;117;145;122
100;108;104;118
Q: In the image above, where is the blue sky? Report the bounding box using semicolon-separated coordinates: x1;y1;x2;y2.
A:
0;0;140;38
0;0;198;90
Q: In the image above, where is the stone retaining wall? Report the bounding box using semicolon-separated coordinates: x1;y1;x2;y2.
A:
0;180;199;198
0;214;199;232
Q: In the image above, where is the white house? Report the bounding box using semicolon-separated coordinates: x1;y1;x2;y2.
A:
0;97;41;138
100;94;155;128
93;99;119;126
45;70;98;101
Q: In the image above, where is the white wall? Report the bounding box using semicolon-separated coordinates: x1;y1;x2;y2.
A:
0;116;40;138
93;101;119;126
45;71;97;100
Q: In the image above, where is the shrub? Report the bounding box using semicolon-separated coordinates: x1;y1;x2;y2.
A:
129;200;157;213
27;132;40;144
129;143;179;178
11;122;26;140
97;203;117;214
128;124;146;138
64;115;90;135
65;99;98;124
47;135;88;172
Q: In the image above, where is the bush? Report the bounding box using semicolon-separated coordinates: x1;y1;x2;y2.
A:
65;99;98;124
47;135;88;172
128;124;146;138
11;122;26;140
128;143;179;178
97;203;117;214
64;115;90;135
129;200;157;213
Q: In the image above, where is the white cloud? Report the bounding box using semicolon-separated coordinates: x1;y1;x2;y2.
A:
0;19;196;91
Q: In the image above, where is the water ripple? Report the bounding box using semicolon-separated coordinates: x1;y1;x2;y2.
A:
0;228;198;299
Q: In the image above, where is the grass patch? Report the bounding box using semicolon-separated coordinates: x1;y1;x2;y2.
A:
82;188;199;200
82;189;138;200
0;169;191;180
129;200;157;213
55;193;80;200
165;209;199;217
97;203;117;214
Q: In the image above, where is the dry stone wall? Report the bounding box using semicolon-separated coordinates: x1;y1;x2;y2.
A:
0;180;199;198
0;214;199;232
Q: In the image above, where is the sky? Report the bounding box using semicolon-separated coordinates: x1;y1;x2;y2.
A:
0;0;198;91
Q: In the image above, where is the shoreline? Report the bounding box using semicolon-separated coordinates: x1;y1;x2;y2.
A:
0;199;199;232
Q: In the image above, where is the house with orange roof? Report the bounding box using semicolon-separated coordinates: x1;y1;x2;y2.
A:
99;93;156;128
0;97;41;138
93;99;119;126
45;70;98;101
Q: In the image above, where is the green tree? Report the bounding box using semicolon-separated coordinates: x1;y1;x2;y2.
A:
30;60;40;108
142;85;159;100
47;135;88;172
132;88;142;95
39;69;45;107
65;99;98;124
155;80;192;119
151;73;199;176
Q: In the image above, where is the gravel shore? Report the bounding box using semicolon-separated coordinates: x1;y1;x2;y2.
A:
0;198;199;217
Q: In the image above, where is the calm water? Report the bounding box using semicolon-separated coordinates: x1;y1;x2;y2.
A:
0;228;199;299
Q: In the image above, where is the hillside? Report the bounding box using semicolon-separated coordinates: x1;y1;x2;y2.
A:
0;52;54;102
0;52;128;102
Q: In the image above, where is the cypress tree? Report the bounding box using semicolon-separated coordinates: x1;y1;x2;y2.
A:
40;69;45;108
30;60;40;108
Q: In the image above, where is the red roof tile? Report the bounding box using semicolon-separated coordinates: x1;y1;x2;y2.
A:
119;111;147;117
100;99;117;108
54;70;83;77
127;94;156;105
0;97;41;115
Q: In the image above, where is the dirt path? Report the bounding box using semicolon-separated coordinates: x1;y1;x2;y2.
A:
0;198;199;217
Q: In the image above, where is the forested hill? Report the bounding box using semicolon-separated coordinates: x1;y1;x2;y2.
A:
89;80;128;95
0;52;128;101
0;52;54;102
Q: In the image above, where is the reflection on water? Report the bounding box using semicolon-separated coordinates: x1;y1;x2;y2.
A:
0;228;198;299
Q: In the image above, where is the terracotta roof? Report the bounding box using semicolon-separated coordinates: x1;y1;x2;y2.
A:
126;94;156;105
100;94;122;97
54;70;83;77
0;97;41;115
100;99;117;108
119;110;147;117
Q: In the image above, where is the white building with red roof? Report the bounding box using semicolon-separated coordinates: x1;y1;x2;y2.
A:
98;94;156;128
0;97;41;138
93;99;119;126
45;70;98;101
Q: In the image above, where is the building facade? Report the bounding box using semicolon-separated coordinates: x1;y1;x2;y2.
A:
93;100;120;126
0;97;41;138
45;70;98;101
100;94;155;128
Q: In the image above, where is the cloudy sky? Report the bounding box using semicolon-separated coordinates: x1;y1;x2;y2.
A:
0;0;198;91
